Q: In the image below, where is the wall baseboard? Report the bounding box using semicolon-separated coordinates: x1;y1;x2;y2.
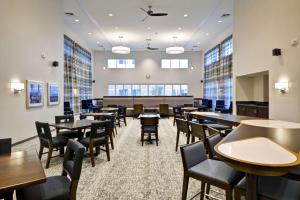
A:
12;136;37;146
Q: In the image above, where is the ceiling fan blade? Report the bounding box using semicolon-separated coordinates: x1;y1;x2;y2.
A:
150;13;168;16
140;8;148;13
141;15;149;22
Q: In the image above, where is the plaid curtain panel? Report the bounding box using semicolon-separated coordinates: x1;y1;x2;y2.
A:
64;35;92;113
203;36;233;108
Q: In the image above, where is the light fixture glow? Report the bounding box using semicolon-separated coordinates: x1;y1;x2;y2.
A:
183;14;188;17
108;13;113;17
275;82;289;93
88;32;92;35
178;27;182;30
114;26;119;30
97;41;100;44
218;20;223;23
10;81;24;93
147;26;151;30
197;42;201;45
75;19;79;22
112;46;130;54
166;46;185;54
205;33;209;36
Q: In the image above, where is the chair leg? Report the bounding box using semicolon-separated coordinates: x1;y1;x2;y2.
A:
45;146;53;169
186;132;190;144
225;189;233;200
181;174;189;200
115;127;118;135
155;133;158;146
105;142;110;161
206;184;210;196
141;131;144;146
89;144;95;167
200;182;206;200
173;117;176;126
176;130;180;151
38;146;43;160
124;117;127;126
110;134;114;149
118;118;121;127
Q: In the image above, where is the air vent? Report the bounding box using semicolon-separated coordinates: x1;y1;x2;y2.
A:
192;45;198;48
65;12;75;16
221;13;231;18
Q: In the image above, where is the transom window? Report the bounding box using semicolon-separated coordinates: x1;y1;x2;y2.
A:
161;59;188;68
108;84;188;96
107;59;135;68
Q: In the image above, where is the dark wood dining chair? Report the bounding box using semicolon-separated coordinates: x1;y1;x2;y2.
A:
36;121;68;169
159;104;169;118
140;116;159;146
0;138;13;200
107;104;118;108
180;141;244;200
16;140;85;200
173;106;184;126
175;118;190;151
117;106;127;126
189;122;206;144
133;104;143;118
79;121;110;167
55;115;83;139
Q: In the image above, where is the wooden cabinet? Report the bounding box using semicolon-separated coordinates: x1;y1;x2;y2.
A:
237;102;269;119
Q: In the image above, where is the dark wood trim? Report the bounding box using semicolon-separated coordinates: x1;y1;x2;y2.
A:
12;136;37;146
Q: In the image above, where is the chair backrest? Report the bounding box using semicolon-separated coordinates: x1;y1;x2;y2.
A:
55;115;75;123
173;106;182;116
90;121;110;139
228;101;233;111
92;107;101;113
184;104;193;107
176;118;190;133
180;141;207;171
62;140;85;200
206;134;223;159
133;104;143;115
118;106;127;116
141;117;159;126
79;114;87;120
35;121;52;141
216;100;225;108
190;122;206;140
159;104;169;113
0;138;12;154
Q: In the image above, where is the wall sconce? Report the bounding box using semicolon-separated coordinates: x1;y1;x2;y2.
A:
10;81;24;94
73;88;79;97
146;74;150;79
275;82;289;93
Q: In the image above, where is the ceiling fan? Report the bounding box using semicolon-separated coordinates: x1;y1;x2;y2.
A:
145;39;159;50
140;5;168;22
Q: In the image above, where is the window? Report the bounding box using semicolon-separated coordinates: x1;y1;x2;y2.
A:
107;59;135;68
107;84;188;96
203;35;233;108
161;59;188;68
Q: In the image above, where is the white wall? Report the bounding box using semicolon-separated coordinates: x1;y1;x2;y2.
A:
233;0;300;122
93;51;203;97
0;0;64;143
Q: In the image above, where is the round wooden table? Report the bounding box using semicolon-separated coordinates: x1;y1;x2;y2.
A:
215;119;300;200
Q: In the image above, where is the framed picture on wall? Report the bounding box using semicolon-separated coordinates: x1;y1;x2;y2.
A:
47;82;59;106
26;80;44;108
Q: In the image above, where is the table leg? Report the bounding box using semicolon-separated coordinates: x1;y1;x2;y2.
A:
246;173;258;200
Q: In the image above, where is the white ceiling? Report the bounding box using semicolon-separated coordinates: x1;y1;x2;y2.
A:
63;0;233;51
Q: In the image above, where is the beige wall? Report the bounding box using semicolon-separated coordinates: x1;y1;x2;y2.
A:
0;0;64;143
233;0;300;122
93;51;203;98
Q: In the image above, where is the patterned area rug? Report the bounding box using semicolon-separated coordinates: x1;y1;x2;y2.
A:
13;118;225;200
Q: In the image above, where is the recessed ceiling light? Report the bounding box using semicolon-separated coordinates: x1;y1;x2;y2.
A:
108;13;113;17
88;32;92;35
218;20;223;23
178;27;182;30
197;42;201;45
75;19;79;22
97;41;100;44
147;27;151;30
205;33;209;36
184;14;188;17
114;26;119;30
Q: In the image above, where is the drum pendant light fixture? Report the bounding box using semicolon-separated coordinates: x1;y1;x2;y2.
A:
112;36;130;54
166;36;184;54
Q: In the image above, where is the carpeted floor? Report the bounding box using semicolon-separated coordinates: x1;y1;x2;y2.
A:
13;118;225;200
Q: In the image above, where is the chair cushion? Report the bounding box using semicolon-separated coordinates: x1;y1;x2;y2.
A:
142;125;157;133
188;159;243;185
235;176;300;200
17;176;70;200
59;130;83;139
79;136;106;147
52;136;68;148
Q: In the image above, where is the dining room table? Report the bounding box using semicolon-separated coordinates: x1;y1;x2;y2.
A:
49;119;95;131
81;112;114;120
215;119;300;200
181;107;198;113
0;151;46;193
101;107;118;113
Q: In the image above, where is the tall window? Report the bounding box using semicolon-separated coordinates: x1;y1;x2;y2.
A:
64;35;92;113
203;36;233;107
107;84;189;96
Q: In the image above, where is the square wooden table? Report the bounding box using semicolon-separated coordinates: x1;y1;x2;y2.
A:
0;151;46;193
49;119;94;131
